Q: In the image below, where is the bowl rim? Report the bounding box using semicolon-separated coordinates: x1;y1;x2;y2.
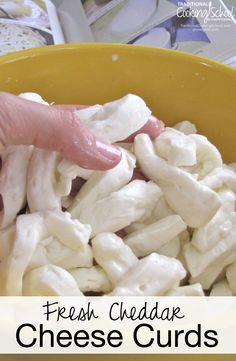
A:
0;43;236;77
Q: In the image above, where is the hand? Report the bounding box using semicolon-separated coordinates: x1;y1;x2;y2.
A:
0;92;121;170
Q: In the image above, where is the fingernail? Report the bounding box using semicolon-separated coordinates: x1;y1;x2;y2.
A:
96;140;122;165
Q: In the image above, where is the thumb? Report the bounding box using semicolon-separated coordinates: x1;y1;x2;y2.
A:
0;92;121;170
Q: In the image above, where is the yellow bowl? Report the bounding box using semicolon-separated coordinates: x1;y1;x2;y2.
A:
0;43;236;163
0;44;236;361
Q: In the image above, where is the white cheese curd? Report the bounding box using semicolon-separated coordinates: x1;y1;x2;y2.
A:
124;222;147;234
74;94;151;143
189;251;236;290
19;92;49;105
184;217;236;278
44;210;91;251
57;159;94;181
158;236;181;259
27;236;93;272
124;215;186;257
26;210;92;271
0;224;16;261
192;189;236;253
151;196;175;221
0;145;33;229
226;261;236;295
210;279;233;296
27;149;62;212
179;230;190;247
69;148;136;218
57;161;94;209
173;120;197;135
200;167;236;192
51;245;93;270
92;232;138;285
1;92;236;296
166;283;204;296
15;209;91;270
154;127;197;166
188;134;223;180
227;163;236;173
111;253;186;296
53;246;93;271
79;180;162;237
69;266;112;294
134;134;221;228
0;213;46;296
21;92;75;211
23;265;82;296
